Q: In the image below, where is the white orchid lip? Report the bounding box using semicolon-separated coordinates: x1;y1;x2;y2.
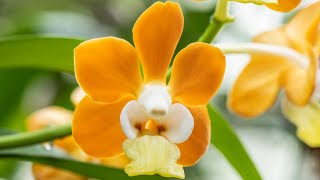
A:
120;101;148;139
159;103;194;143
137;84;172;119
120;100;194;144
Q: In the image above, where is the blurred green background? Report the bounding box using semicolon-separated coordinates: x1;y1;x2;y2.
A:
0;0;319;179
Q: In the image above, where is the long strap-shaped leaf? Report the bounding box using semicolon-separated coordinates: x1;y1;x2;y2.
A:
0;145;165;180
208;104;261;180
0;36;83;73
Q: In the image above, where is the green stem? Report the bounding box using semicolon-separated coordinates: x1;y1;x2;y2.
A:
0;124;72;149
167;0;232;80
198;18;225;43
198;0;232;44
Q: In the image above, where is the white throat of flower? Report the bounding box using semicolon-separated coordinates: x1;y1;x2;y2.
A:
119;84;193;179
137;84;172;119
120;84;194;144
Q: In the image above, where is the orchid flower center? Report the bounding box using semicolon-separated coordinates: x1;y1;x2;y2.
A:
119;84;192;179
137;84;172;119
120;84;194;144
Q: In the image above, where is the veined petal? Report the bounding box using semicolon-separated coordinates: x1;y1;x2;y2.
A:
158;103;194;144
266;0;301;12
133;1;183;83
281;97;320;147
177;106;210;166
168;43;225;107
73;96;132;158
74;37;142;103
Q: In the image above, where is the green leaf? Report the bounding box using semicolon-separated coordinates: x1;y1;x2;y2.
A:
208;104;262;180
0;36;83;73
0;145;166;180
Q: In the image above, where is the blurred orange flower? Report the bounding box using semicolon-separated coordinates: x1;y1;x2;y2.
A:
228;1;320;117
27;88;129;180
264;0;301;12
195;0;301;12
73;1;225;178
228;2;320;146
27;106;87;180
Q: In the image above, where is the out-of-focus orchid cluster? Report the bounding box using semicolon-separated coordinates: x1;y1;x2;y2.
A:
228;1;320;147
26;88;129;180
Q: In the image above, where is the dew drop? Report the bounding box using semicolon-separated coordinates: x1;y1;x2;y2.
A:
42;141;53;151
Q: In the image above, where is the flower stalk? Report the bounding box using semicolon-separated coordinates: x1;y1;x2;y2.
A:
214;42;309;69
198;0;233;44
167;0;233;82
0;124;71;149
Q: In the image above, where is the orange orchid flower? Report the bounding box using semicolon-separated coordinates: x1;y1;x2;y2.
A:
228;2;320;146
72;1;225;178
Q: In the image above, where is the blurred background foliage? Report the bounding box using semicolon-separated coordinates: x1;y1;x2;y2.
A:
0;0;319;179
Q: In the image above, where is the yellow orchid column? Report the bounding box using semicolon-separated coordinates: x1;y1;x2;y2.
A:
227;2;320;147
72;1;226;179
